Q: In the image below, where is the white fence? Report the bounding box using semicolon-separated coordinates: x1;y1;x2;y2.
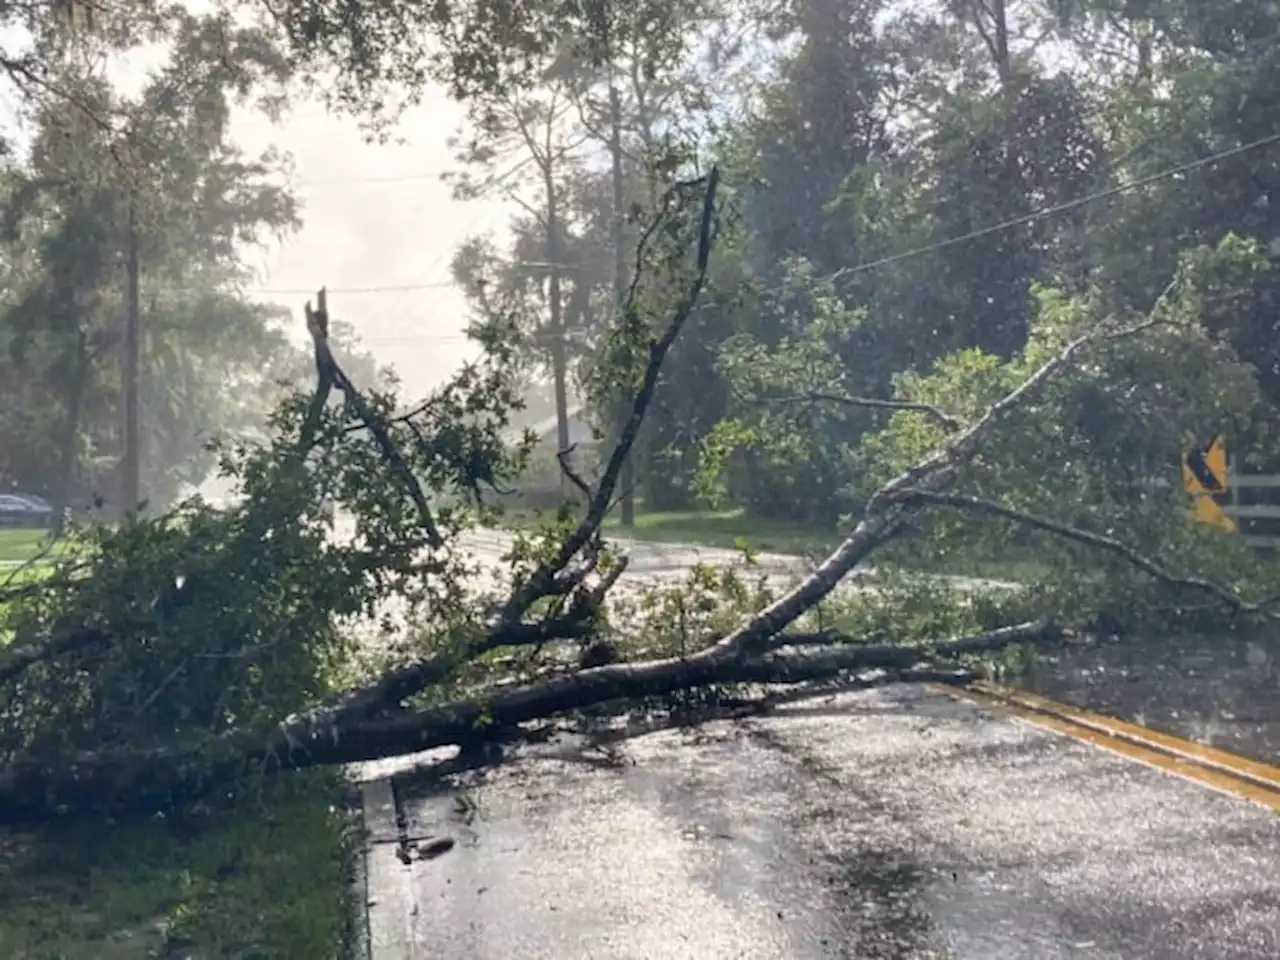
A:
1150;462;1280;548
1223;466;1280;549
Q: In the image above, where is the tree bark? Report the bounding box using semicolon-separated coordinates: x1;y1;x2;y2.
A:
545;172;572;495
0;620;1054;823
608;78;636;528
121;195;142;524
50;330;89;538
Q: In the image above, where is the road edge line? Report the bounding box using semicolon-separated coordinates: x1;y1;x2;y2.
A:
935;682;1280;812
972;681;1280;791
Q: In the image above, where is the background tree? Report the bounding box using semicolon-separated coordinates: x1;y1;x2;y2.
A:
446;82;593;479
0;11;302;514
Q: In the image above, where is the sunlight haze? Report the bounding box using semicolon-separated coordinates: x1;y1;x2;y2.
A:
231;94;510;398
0;26;510;399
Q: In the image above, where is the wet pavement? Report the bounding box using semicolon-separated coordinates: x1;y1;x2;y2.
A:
1019;630;1280;768
459;529;1010;595
357;685;1280;959
353;530;1280;958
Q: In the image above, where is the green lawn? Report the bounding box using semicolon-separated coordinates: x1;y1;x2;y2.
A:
0;773;359;960
505;505;840;555
602;507;840;555
0;528;52;564
0;556;362;960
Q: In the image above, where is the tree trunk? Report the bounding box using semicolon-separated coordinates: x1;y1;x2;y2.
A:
992;0;1012;94
50;331;89;538
122;196;142;524
0;618;1052;824
544;174;572;496
608;79;636;527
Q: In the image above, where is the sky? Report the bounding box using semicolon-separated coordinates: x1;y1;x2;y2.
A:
228;93;511;398
0;21;514;402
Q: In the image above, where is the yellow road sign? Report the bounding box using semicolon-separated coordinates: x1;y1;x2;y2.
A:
1181;434;1236;532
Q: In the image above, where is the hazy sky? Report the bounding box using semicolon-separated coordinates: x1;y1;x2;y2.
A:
230;91;511;399
0;22;513;402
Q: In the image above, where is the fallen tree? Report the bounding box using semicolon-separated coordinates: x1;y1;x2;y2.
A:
0;170;1277;824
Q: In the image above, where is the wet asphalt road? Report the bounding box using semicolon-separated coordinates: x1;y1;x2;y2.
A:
458;529;1005;594
1023;631;1280;768
362;684;1280;959
355;529;1280;958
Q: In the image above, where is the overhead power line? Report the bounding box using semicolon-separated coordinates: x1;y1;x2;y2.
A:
244;261;596;297
247;280;459;296
289;151;539;189
297;169;450;186
248;132;1280;300
817;131;1280;286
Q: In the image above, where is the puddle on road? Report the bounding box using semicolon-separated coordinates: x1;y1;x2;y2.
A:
1015;630;1280;766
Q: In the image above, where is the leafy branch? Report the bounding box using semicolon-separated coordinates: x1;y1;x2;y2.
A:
901;489;1279;618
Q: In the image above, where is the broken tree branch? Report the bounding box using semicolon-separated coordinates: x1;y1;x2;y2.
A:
0;619;1053;823
0;279;1170;745
297;292;337;453
299;613;597;726
902;489;1278;619
501;168;721;622
694;299;1175;662
876;309;1170;505
0;622;107;686
304;288;444;549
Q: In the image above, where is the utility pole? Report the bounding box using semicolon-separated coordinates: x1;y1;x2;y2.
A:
608;69;636;527
122;193;142;524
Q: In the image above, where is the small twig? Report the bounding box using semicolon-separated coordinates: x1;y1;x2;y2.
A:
556;444;594;499
606;480;640;519
133;658;191;715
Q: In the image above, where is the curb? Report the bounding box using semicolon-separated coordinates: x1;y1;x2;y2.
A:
358;778;417;959
345;782;373;960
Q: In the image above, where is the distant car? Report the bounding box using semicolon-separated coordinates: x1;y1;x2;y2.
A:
0;493;53;528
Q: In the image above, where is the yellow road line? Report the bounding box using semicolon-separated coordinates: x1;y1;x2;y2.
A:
935;681;1280;811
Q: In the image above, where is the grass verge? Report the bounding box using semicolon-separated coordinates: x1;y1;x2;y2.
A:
597;507;838;555
0;772;361;960
0;528;52;564
0;554;363;960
